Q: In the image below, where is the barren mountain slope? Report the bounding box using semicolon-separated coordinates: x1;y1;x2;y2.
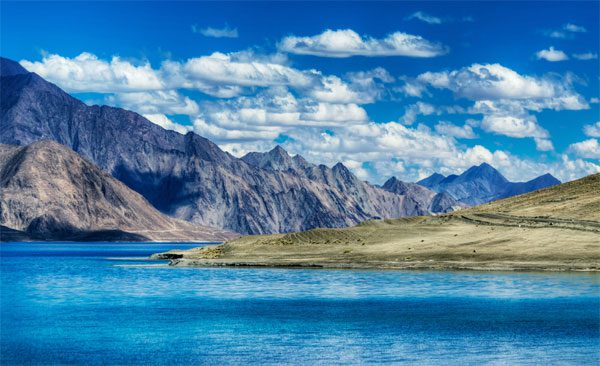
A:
0;141;236;242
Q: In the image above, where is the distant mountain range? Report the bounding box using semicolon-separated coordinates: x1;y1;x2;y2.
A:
417;163;560;206
0;141;235;241
0;57;560;236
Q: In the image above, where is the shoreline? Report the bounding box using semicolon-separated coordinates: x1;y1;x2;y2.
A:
152;252;600;273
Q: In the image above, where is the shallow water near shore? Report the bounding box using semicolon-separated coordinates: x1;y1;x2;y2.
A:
1;242;599;365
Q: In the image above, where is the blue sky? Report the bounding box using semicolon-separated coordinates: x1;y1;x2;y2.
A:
2;1;599;183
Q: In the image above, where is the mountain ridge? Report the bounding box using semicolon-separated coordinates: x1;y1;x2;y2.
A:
0;57;458;235
417;163;560;205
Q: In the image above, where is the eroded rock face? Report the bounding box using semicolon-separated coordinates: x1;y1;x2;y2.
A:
1;57;460;235
0;141;234;241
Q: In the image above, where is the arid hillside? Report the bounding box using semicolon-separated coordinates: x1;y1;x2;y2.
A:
155;174;600;271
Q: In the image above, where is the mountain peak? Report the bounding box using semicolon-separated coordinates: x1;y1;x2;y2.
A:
0;57;29;77
383;176;400;186
268;145;289;157
524;173;561;186
332;162;350;172
416;172;446;189
461;162;508;183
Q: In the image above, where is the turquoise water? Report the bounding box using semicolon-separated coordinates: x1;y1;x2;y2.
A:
1;243;599;365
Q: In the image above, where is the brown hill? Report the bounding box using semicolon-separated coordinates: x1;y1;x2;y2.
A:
0;141;236;242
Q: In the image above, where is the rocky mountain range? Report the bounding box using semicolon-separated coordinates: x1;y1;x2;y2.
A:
0;141;235;241
0;57;462;235
0;56;560;236
417;163;561;206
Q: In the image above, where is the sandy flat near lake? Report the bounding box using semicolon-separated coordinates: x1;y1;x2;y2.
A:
154;174;600;272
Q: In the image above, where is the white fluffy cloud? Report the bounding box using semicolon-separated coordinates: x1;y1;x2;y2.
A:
21;53;164;92
107;90;200;115
568;139;600;159
308;68;394;104
434;121;477;139
270;121;598;183
143;114;192;135
18;52;598;184
583;121;600;138
173;52;314;89
409;63;589;149
20;52;394;106
193;87;370;145
192;24;238;38
278;29;448;58
416;63;576;100
536;47;569;62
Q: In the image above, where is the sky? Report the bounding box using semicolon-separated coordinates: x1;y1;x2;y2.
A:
2;1;599;183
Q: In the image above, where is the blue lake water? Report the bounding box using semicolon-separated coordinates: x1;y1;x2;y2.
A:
1;242;599;365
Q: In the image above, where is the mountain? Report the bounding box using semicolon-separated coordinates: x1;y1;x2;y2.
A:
243;147;460;216
498;173;561;199
417;163;560;206
415;172;445;188
157;173;600;271
380;177;463;214
0;141;236;242
0;57;459;235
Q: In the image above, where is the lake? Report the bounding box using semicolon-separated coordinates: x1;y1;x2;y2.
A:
1;242;598;365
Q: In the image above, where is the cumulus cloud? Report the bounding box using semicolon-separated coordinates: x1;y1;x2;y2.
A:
406;11;442;24
409;63;589;149
270;121;598;183
416;63;578;100
192;87;370;145
480;114;543;139
308;68;394;104
572;52;598;60
20;53;164;92
434;121;477;139
568;139;600;159
21;52;392;105
107;90;200;115
18;52;598;185
192;24;238;38
278;29;448;58
583;121;600;138
143;114;192;135
400;102;438;125
536;47;568;62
